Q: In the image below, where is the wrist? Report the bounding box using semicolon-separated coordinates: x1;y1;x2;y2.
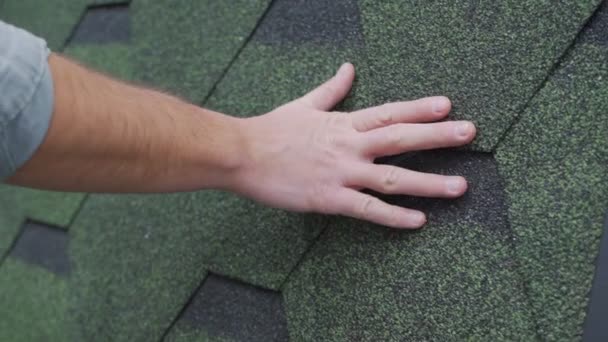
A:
214;115;256;193
183;108;251;192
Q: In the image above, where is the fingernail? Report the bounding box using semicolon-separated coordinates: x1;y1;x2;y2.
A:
432;97;450;113
337;63;349;75
447;178;464;194
412;213;426;227
456;122;472;138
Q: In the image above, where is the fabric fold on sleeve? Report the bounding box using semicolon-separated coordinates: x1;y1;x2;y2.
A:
0;21;54;180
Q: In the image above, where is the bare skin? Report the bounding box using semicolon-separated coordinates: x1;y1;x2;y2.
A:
8;54;476;229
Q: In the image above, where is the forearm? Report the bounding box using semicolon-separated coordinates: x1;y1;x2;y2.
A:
8;53;245;193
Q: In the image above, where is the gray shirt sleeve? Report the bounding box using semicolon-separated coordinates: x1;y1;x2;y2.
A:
0;20;54;181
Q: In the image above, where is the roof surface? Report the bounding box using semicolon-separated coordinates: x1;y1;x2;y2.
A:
1;0;608;341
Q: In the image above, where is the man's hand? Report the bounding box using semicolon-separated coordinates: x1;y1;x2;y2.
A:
231;63;476;229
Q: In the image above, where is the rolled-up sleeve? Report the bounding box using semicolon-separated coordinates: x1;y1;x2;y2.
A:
0;20;54;180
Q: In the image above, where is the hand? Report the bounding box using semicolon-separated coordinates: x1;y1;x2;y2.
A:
232;63;476;229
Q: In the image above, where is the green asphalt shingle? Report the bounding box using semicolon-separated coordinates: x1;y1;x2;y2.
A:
68;196;210;341
207;0;367;115
165;273;289;342
130;0;272;104
0;189;24;260
283;151;538;341
357;0;601;151
207;43;363;116
495;40;608;339
286;223;536;341
0;259;70;341
0;0;88;50
0;185;84;228
166;330;231;342
64;43;134;80
67;191;323;340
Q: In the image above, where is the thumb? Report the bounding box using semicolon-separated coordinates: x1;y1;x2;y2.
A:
300;63;355;111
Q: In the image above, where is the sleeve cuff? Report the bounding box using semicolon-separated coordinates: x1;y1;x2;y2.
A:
0;24;54;180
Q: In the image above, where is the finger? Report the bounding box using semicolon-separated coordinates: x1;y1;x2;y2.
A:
361;121;476;157
351;96;451;132
347;164;468;198
331;189;426;229
300;63;355;111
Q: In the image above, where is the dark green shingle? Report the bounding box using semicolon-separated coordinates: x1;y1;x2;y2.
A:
284;219;536;341
0;259;70;341
207;43;363;116
0;185;84;228
357;0;601;151
283;151;537;340
67;191;323;339
68;194;208;341
0;189;24;261
130;0;272;104
165;274;288;342
496;41;608;339
0;0;87;50
64;43;133;80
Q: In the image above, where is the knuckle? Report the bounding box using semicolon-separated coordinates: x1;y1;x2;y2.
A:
357;196;376;221
308;184;333;213
386;207;400;227
326;113;349;127
321;116;354;151
387;126;405;146
376;105;394;125
382;167;401;192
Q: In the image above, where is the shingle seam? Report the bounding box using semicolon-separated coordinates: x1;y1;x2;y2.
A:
278;217;332;291
65;193;89;228
201;0;277;107
490;0;605;152
500;202;544;342
378;149;545;340
62;1;131;51
582;211;608;342
60;5;89;51
88;0;132;8
158;272;210;342
0;216;27;268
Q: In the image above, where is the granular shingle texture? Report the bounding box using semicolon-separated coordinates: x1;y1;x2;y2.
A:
357;0;601;150
67;192;323;340
0;259;70;341
283;151;537;341
207;44;362;116
64;43;133;80
68;194;209;341
495;40;608;339
0;185;84;228
253;0;364;47
0;189;24;260
10;221;71;276
286;222;536;341
0;0;88;50
69;3;131;45
166;274;289;342
130;0;272;104
207;0;366;115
